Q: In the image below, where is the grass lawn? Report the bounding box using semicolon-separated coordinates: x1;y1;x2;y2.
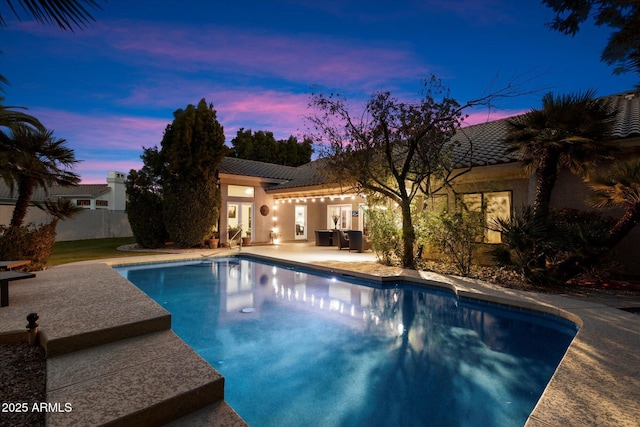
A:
48;237;159;266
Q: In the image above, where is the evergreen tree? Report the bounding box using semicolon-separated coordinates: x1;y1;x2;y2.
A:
126;147;168;248
161;99;227;247
231;128;312;166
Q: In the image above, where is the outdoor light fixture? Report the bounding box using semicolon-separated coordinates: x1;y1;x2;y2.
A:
272;193;364;204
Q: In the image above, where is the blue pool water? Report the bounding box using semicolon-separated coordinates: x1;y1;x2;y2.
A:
115;257;577;427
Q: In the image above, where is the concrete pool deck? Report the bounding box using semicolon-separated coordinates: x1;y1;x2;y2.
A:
1;242;639;426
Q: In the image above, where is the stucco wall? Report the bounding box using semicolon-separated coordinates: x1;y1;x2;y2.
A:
219;178;276;244
273;197;366;242
0;205;132;241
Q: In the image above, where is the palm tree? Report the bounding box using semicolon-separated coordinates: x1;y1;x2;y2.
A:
4;124;80;227
37;197;83;225
505;90;618;218
1;99;44;181
0;0;103;31
589;160;640;248
0;97;44;136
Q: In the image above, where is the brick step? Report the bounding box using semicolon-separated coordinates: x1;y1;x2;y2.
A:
45;330;239;426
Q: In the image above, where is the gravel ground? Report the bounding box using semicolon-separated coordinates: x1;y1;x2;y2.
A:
0;340;46;427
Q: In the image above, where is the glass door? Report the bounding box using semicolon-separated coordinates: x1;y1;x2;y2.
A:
227;203;253;240
295;205;307;240
327;204;352;230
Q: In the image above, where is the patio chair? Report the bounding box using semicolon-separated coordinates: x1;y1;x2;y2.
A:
334;230;350;250
347;230;372;253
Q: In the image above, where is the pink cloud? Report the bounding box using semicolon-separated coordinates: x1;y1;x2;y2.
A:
214;90;310;139
463;109;525;126
93;21;430;88
118;84;314;140
32;109;168;150
77;160;144;184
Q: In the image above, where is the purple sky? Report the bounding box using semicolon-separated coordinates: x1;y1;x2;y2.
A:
3;0;638;183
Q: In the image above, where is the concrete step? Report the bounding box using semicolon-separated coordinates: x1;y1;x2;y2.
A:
46;330;235;426
165;401;248;427
10;263;173;357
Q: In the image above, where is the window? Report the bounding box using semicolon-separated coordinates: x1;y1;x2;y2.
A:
425;194;448;213
327;204;352;229
228;185;254;198
76;199;91;207
459;191;511;243
96;200;108;207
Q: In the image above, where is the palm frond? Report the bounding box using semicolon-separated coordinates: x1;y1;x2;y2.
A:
2;0;103;31
589;160;640;208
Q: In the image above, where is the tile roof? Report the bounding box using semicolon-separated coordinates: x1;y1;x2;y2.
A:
449;89;640;169
450;119;517;168
219;157;300;182
608;91;640;138
266;158;332;191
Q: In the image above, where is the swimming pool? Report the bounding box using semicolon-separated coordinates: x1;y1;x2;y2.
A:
115;256;577;427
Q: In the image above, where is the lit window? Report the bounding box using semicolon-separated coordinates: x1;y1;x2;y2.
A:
459;191;511;244
327;204;352;229
228;185;255;198
76;199;91;207
96;200;109;207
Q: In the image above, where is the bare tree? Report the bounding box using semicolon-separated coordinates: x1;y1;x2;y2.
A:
308;75;527;267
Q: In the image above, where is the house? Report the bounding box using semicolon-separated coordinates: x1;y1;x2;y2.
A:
0;171;131;241
218;90;640;273
217;157;367;244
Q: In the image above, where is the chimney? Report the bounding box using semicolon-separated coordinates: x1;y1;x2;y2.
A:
107;171;127;211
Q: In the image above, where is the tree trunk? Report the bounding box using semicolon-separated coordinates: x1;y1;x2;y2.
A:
10;176;36;228
400;199;415;268
607;203;640;249
532;152;559;218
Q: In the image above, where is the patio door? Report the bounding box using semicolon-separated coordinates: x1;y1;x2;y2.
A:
295;205;307;240
227;202;253;239
327;204;352;230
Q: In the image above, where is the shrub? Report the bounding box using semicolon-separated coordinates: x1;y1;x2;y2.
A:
416;209;484;276
546;208;616;277
491;207;556;284
491;207;617;284
0;223;57;271
126;167;168;248
163;177;220;247
366;205;402;266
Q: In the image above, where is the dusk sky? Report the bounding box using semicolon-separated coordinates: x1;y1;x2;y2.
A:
3;0;638;183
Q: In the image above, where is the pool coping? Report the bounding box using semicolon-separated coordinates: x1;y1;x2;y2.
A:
2;245;639;425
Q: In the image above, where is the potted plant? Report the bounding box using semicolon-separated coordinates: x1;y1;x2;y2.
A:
206;231;219;249
241;230;251;246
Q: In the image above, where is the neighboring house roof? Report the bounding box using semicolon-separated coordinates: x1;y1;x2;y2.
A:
48;185;110;198
0;182;109;204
